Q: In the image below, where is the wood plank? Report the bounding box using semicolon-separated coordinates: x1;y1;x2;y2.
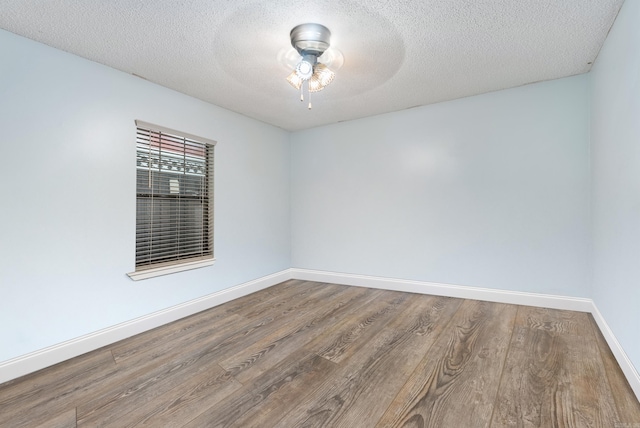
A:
92;286;348;426
218;286;390;384
236;281;345;320
112;283;342;369
74;314;247;424
76;359;235;427
75;307;285;423
376;299;518;428
0;348;115;401
75;284;349;424
32;408;77;428
182;353;338;428
109;281;321;365
314;289;411;363
588;315;640;424
179;287;404;427
490;307;620;427
110;307;244;365
182;283;355;374
270;294;463;428
95;367;242;427
199;290;412;428
0;350;116;427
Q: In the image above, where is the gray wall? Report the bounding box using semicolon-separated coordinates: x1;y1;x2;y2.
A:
0;29;291;362
291;76;591;297
590;0;640;375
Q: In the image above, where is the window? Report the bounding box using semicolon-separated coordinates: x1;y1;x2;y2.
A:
127;121;215;280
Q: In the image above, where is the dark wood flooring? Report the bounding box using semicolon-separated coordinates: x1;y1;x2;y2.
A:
1;280;639;427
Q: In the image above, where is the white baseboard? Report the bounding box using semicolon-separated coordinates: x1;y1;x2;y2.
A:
290;268;640;400
590;304;640;401
0;269;292;385
290;268;594;312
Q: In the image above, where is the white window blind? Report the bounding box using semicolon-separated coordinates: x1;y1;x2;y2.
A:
130;121;215;279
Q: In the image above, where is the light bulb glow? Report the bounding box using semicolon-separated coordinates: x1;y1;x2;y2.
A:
285;60;336;104
286;70;303;89
295;60;313;80
308;77;325;93
314;63;335;87
308;63;335;93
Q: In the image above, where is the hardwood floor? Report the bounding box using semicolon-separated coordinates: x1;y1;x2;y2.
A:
1;280;639;427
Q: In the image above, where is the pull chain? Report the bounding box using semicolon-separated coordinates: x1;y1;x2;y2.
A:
298;80;312;109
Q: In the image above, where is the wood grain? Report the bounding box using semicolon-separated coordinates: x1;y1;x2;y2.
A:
32;408;77;428
219;286;383;384
182;353;337;428
315;290;410;363
74;314;247;425
490;307;620;427
1;281;638;427
106;368;242;427
0;350;117;427
376;299;518;428
272;295;463;428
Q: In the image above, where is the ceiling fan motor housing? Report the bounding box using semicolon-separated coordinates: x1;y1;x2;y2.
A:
290;23;331;57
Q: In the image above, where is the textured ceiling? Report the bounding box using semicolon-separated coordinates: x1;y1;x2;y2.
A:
0;0;624;131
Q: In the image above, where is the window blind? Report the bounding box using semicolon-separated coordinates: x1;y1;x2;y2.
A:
134;121;215;272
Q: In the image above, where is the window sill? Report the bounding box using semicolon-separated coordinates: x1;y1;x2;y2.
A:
127;258;216;281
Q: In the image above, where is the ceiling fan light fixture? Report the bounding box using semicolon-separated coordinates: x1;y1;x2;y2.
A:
285;23;338;109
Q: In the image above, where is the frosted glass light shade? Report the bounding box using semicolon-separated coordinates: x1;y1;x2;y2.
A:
310;63;335;91
286;70;303;89
286;62;335;93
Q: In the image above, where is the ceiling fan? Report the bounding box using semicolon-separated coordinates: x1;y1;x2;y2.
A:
285;23;340;109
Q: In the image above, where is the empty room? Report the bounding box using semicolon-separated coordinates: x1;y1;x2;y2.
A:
1;0;639;426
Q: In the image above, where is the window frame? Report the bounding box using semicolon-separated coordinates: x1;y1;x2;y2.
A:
127;120;215;281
